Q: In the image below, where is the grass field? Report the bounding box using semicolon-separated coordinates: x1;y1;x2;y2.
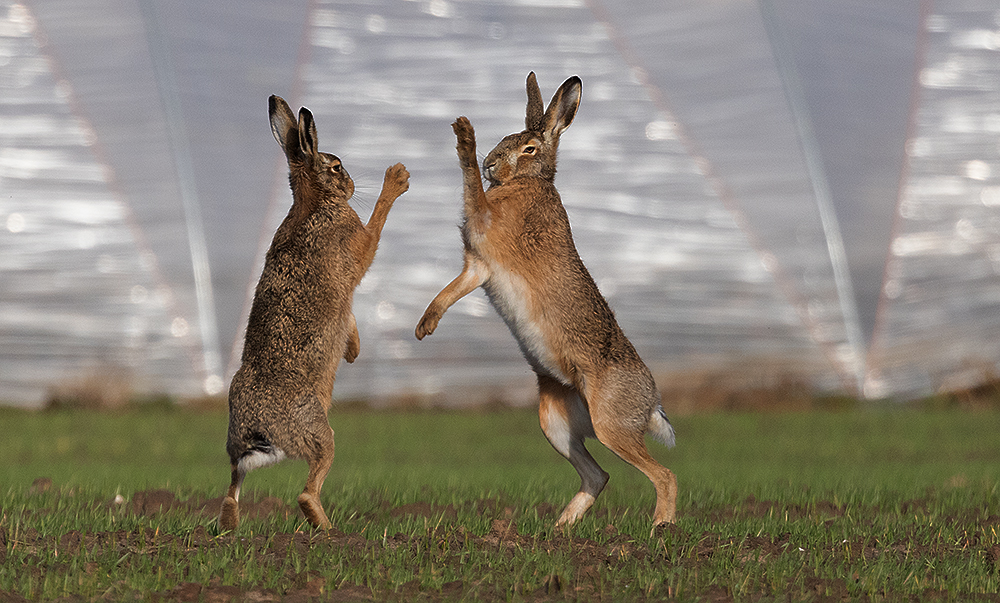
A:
3;404;1000;601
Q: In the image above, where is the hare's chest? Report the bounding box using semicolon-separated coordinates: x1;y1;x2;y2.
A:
482;261;569;385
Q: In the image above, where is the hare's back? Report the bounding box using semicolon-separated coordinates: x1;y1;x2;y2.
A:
243;258;353;362
238;212;362;381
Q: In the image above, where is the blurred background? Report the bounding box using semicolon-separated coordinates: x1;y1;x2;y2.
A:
1;0;998;408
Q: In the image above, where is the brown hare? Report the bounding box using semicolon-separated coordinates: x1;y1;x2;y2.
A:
219;95;409;531
416;73;677;531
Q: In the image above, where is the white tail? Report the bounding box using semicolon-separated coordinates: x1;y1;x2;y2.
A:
649;405;676;448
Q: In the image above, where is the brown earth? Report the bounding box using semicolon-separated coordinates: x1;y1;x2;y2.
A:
4;487;1000;602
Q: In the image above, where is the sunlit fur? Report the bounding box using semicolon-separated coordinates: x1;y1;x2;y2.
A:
219;95;409;532
416;73;678;533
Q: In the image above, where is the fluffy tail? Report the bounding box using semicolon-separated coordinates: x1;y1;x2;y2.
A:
648;404;676;448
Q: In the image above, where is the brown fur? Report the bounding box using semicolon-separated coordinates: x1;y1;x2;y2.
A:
220;95;409;531
416;73;677;532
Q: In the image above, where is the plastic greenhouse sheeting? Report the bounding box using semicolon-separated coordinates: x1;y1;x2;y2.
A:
1;0;997;406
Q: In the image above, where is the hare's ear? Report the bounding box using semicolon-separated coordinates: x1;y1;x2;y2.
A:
525;72;544;132
541;76;582;139
269;95;298;154
297;107;319;158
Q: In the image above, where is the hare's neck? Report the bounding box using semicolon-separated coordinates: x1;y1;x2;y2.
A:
287;167;320;205
287;190;317;226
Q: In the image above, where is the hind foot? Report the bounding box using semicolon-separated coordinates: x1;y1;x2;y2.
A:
652;470;678;526
297;492;332;530
651;521;682;539
554;492;597;528
219;496;239;531
650;519;678;538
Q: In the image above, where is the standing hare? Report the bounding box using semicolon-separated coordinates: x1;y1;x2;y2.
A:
416;73;677;530
219;95;409;531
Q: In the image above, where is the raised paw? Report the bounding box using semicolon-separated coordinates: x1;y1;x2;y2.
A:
344;318;360;363
344;335;359;363
452;117;477;164
415;311;440;341
382;163;410;199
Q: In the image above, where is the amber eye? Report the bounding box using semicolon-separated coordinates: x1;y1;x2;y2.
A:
330;163;342;173
522;145;536;155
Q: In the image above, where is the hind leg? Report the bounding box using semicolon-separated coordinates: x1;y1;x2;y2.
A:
219;464;246;531
587;386;677;529
297;423;335;529
538;375;609;527
599;427;677;528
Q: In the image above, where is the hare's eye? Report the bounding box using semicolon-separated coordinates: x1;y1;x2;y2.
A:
330;163;342;173
522;145;537;155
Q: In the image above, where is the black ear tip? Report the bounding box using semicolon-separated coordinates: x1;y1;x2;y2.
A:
565;76;583;102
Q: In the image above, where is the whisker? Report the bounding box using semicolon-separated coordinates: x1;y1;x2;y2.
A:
349;185;377;214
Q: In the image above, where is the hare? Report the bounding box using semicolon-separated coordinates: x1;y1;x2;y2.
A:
219;95;409;531
415;73;677;531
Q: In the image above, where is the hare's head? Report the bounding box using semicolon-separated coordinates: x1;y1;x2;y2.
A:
269;95;355;200
483;72;581;186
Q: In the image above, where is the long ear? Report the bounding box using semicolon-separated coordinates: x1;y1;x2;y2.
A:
269;95;297;153
298;107;319;158
541;76;582;139
525;72;544;131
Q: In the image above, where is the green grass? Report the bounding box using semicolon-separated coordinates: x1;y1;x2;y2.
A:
3;405;1000;601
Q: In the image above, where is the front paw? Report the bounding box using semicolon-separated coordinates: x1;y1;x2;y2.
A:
344;338;359;363
452;117;477;164
415;311;440;340
382;163;410;199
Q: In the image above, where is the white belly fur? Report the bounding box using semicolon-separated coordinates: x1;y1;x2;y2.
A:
484;262;569;385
